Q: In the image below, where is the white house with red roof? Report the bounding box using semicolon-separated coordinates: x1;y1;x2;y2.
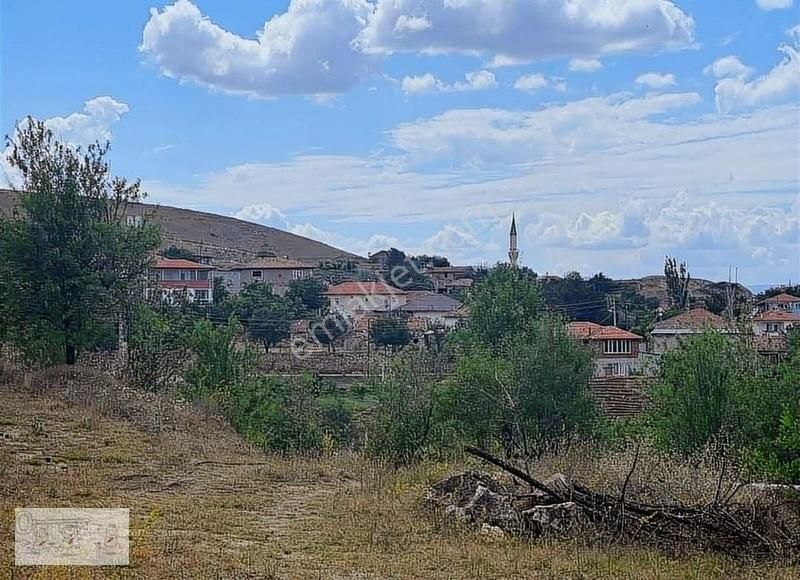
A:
757;292;800;314
150;258;214;304
752;309;800;335
324;281;407;317
567;321;645;377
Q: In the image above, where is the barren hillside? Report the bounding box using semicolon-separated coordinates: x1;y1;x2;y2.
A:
0;189;360;268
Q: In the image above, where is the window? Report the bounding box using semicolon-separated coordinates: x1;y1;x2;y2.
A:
195;289;209;302
292;269;304;280
252;270;262;278
603;339;632;354
767;323;780;333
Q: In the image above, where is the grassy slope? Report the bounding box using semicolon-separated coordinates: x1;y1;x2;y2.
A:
1;374;796;579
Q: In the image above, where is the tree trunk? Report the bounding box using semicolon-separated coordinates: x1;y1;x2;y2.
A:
65;343;77;365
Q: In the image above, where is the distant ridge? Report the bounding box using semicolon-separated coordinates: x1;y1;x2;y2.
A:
0;189;361;268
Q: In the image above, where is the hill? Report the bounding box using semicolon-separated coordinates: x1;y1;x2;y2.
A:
0;189;360;268
617;275;753;307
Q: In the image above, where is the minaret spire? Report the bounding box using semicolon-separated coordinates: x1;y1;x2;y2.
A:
508;212;519;268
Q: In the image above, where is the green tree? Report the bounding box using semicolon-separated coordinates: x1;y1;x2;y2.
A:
233;282;293;352
462;264;543;349
370;316;411;351
162;245;198;261
664;255;691;311
126;303;191;391
309;312;350;352
184;318;254;398
0;118;160;364
444;314;598;456
287;278;327;315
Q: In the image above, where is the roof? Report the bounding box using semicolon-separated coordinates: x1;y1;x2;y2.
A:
400;294;463;313
759;292;800;304
230;259;314;270
651;308;727;332
567;322;642;341
753;310;800;322
748;335;789;353
153;258;213;270
324;281;406;296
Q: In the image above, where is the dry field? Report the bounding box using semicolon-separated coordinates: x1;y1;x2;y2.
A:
0;368;797;579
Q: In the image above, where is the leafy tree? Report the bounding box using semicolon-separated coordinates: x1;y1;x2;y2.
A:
0;118;160;364
287;278;327;315
232;282;293;351
370;316;411;351
309;312;350;352
367;350;445;464
664;255;691;311
462;264;543;349
248;303;291;353
126;303;191;391
444;314;598;456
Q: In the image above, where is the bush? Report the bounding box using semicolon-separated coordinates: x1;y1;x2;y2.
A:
127;304;191;391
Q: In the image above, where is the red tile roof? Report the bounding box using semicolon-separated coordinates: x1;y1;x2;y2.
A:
753;310;800;322
567;322;642;341
759;292;800;304
652;308;726;331
153;258;213;270
324;281;405;296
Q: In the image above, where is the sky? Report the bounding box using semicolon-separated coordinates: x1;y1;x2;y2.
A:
1;0;799;286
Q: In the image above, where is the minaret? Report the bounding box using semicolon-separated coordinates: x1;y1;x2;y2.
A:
508;213;519;267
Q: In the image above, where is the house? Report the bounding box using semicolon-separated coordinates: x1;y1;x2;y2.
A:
150;258;214;304
568;322;645;377
325;281;407;317
649;308;729;355
748;335;790;364
751;310;800;335
427;266;475;294
397;294;464;328
216;259;314;296
756;292;800;314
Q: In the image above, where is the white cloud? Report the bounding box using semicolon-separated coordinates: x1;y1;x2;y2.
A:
569;58;603;72
401;69;496;94
423;224;480;253
704;56;753;79
2;96;129;187
756;0;793;10
401;73;439;94
390;92;702;165
291;222;399;256
234;203;289;228
140;0;374;97
361;0;694;60
513;73;566;93
634;72;676;89
393;14;431;33
714;44;800;112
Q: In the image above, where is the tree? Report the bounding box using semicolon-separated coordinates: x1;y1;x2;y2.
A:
444;314;598;456
232;282;292;352
0;118;160;364
462;264;543;349
184;317;253;398
287;278;327;315
309;312;350;352
664;255;691;311
126;303;191;391
370;316;411;351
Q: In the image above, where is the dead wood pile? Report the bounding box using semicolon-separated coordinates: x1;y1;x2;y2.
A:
425;446;800;560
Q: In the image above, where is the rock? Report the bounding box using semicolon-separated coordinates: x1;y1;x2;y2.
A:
479;523;505;538
522;502;584;535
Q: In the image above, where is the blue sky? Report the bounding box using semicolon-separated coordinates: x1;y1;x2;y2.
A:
2;0;798;285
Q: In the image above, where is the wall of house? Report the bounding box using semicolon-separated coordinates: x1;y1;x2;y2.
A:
330;294;408;316
239;268;311;295
752;320;795;335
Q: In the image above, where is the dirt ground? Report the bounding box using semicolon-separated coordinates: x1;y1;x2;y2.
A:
1;371;798;579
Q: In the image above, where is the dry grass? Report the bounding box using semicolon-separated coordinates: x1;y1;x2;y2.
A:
1;369;798;579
